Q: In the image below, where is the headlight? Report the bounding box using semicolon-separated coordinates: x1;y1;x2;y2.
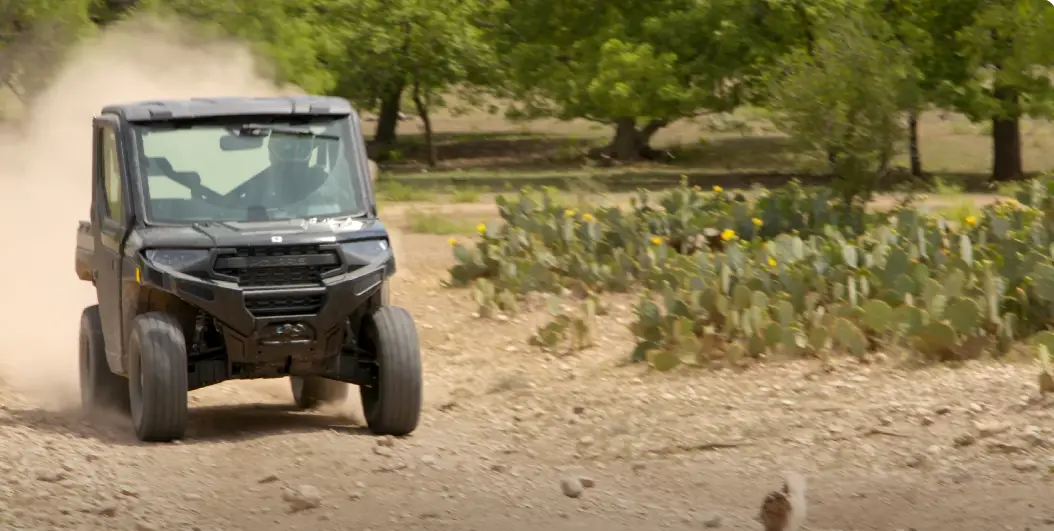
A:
144;249;211;271
340;239;390;266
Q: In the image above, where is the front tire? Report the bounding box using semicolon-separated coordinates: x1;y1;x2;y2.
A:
79;305;130;414
359;306;422;436
128;312;189;442
290;377;349;409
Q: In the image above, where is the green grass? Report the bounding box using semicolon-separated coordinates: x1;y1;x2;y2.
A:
376;180;436;201
931;176;966;195
935;200;983;222
994;181;1026;197
406;211;481;235
448;185;484;203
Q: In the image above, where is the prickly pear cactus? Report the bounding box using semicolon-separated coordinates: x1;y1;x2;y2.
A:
441;177;1054;368
861;300;894;333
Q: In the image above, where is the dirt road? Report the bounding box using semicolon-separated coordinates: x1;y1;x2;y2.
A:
0;230;1051;531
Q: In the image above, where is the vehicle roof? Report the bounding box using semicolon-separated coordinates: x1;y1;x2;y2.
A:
101;95;355;122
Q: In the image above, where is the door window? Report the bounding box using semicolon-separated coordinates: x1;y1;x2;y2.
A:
100;128;123;222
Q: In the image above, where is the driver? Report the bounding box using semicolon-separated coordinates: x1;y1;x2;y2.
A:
243;132;327;209
268;132;315;170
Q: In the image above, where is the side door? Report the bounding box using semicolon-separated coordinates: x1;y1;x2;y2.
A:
91;117;129;374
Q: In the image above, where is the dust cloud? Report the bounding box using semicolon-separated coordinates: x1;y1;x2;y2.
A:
0;16;302;408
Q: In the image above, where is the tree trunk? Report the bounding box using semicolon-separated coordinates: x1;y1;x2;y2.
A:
609;118;640;161
603;118;667;161
908;109;923;177
374;84;404;146
991;86;1023;182
411;79;437;168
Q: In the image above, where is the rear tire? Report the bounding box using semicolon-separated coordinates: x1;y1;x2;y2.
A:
359;306;422;436
290;377;349;409
79;305;130;414
128;312;188;442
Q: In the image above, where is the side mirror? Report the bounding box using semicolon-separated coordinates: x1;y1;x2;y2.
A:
368;159;379;183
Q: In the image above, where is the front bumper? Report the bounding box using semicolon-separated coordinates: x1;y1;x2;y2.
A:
140;258;386;375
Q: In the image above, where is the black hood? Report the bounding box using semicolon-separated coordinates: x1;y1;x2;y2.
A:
132;217;389;249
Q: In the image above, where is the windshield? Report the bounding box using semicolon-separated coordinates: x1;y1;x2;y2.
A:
135;116;367;223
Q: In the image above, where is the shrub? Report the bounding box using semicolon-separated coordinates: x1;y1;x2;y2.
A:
446;178;1054;369
765;8;915;204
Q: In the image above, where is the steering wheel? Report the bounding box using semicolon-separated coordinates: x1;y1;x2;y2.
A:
221;164;329;208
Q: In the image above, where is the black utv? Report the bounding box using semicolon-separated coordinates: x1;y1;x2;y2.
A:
74;96;422;442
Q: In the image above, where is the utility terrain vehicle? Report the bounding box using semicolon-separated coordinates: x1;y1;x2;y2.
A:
74;96;422;442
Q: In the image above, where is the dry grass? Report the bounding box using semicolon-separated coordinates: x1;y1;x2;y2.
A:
367;103;1054;179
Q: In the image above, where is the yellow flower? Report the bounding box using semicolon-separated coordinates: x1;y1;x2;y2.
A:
720;229;736;241
768;257;776;267
713;185;723;193
965;216;977;226
752;217;763;227
448;238;457;246
650;236;663;245
564;209;575;217
582;213;594;222
476;223;487;234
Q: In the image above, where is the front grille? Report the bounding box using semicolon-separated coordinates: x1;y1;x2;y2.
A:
246;295;324;316
213;245;340;288
239;266;321;287
213;245;340;317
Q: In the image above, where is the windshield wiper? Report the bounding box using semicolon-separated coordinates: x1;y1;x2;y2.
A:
234;123;339;140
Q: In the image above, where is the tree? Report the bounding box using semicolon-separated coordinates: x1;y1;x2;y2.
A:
143;0;341;95
765;6;915;203
89;0;140;25
871;0;937;177
485;0;763;161
0;0;94;109
322;0;496;156
943;0;1054;181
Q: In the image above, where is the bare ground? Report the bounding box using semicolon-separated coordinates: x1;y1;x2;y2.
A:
1;226;1053;531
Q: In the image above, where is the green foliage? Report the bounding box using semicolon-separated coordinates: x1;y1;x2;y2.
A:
406;212;481;235
446;177;1054;369
765;7;914;202
138;0;338;94
321;0;497;116
529;296;598;353
449;185;483;203
1039;342;1054;393
8;0;1054;181
0;0;95;105
484;0;769;154
943;0;1054;122
376;181;435;202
